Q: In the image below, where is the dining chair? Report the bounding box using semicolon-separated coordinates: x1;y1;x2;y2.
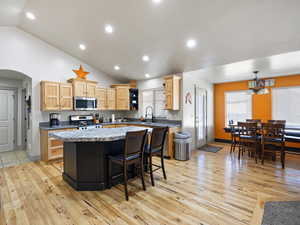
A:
229;124;239;153
238;122;259;162
108;129;148;201
246;119;262;123
268;120;286;125
144;127;168;186
261;123;286;168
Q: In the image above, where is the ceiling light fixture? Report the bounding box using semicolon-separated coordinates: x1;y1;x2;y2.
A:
186;39;197;48
145;73;150;78
142;55;150;62
79;44;86;51
26;12;36;20
152;0;162;4
105;24;114;34
114;65;120;71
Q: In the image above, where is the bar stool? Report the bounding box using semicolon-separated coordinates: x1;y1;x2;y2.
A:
144;127;168;186
108;130;148;201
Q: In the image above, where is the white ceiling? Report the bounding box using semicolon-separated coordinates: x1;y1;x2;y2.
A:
0;0;26;26
2;0;300;81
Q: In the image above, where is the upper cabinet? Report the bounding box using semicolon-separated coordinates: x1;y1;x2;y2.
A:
112;84;130;110
164;75;181;110
106;88;116;110
59;83;73;110
41;81;73;111
68;79;97;98
96;88;107;110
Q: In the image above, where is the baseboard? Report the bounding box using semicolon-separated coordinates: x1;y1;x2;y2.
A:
28;154;41;162
214;139;300;153
214;138;231;143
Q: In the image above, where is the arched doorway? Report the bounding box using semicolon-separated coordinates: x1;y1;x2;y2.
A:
0;69;32;167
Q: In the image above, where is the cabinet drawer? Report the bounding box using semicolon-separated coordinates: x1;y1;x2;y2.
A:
49;138;63;147
49;148;63;160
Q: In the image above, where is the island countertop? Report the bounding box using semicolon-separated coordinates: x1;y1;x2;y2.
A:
49;126;152;142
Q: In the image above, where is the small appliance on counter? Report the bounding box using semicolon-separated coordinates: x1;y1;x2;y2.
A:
69;115;102;130
49;113;61;127
130;88;139;110
111;114;115;123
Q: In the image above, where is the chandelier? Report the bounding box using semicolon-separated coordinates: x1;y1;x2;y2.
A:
248;71;269;95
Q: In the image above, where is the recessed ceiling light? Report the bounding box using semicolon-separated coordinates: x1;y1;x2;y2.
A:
114;65;120;71
105;24;114;34
186;39;197;48
26;12;36;20
145;73;150;78
79;44;86;51
142;55;150;62
152;0;162;4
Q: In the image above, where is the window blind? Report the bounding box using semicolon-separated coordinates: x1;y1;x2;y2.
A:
272;86;300;125
225;91;252;125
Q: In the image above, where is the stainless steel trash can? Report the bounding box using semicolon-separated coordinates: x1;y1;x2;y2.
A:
174;132;192;161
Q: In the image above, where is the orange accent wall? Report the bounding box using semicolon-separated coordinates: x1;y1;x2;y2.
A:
214;74;300;147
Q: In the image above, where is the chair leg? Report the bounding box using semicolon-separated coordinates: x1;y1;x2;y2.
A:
281;151;285;169
108;159;112;189
123;164;129;201
261;150;265;165
161;155;167;180
140;160;146;191
149;155;155;186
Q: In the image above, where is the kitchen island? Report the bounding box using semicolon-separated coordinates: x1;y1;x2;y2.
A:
50;126;151;191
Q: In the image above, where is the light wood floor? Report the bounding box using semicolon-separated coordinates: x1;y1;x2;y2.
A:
1;144;300;225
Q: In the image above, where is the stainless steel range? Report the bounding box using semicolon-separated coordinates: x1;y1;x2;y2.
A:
69;115;103;130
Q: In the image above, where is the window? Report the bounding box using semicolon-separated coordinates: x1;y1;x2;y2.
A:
225;91;252;125
142;89;167;118
272;86;300;125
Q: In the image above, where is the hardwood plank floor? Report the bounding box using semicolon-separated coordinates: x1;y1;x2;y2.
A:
1;144;300;225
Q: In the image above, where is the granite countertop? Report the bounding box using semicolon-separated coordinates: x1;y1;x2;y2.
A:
49;126;152;142
40;120;181;130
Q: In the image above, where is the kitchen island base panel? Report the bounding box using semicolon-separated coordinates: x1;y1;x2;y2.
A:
63;141;135;191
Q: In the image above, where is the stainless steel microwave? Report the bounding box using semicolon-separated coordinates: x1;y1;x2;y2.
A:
74;97;97;111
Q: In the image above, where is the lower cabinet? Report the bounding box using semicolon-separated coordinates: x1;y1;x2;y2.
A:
40;128;76;162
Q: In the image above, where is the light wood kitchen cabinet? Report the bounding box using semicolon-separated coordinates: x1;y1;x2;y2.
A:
111;85;130;110
96;88;107;110
86;83;97;97
40;128;76;161
106;88;116;110
41;81;73;111
41;81;60;111
60;83;73;110
68;78;98;98
164;75;181;110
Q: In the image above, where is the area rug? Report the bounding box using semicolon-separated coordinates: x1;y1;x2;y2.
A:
262;201;300;225
198;145;222;153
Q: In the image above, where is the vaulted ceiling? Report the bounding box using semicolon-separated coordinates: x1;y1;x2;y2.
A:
1;0;300;81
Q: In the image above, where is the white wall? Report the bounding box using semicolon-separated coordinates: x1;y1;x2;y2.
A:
128;77;182;120
0;27;120;159
182;70;214;148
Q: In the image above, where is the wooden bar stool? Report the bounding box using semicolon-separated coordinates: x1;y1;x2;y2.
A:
144;127;168;186
108;130;148;201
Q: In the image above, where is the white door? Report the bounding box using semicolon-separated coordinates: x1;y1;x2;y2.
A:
195;87;207;148
0;90;14;152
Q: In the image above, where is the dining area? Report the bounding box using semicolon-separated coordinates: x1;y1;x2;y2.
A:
226;119;289;168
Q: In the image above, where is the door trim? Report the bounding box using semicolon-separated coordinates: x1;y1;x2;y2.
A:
195;86;208;149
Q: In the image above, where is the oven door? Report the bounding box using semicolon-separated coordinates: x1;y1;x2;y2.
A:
74;97;97;110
